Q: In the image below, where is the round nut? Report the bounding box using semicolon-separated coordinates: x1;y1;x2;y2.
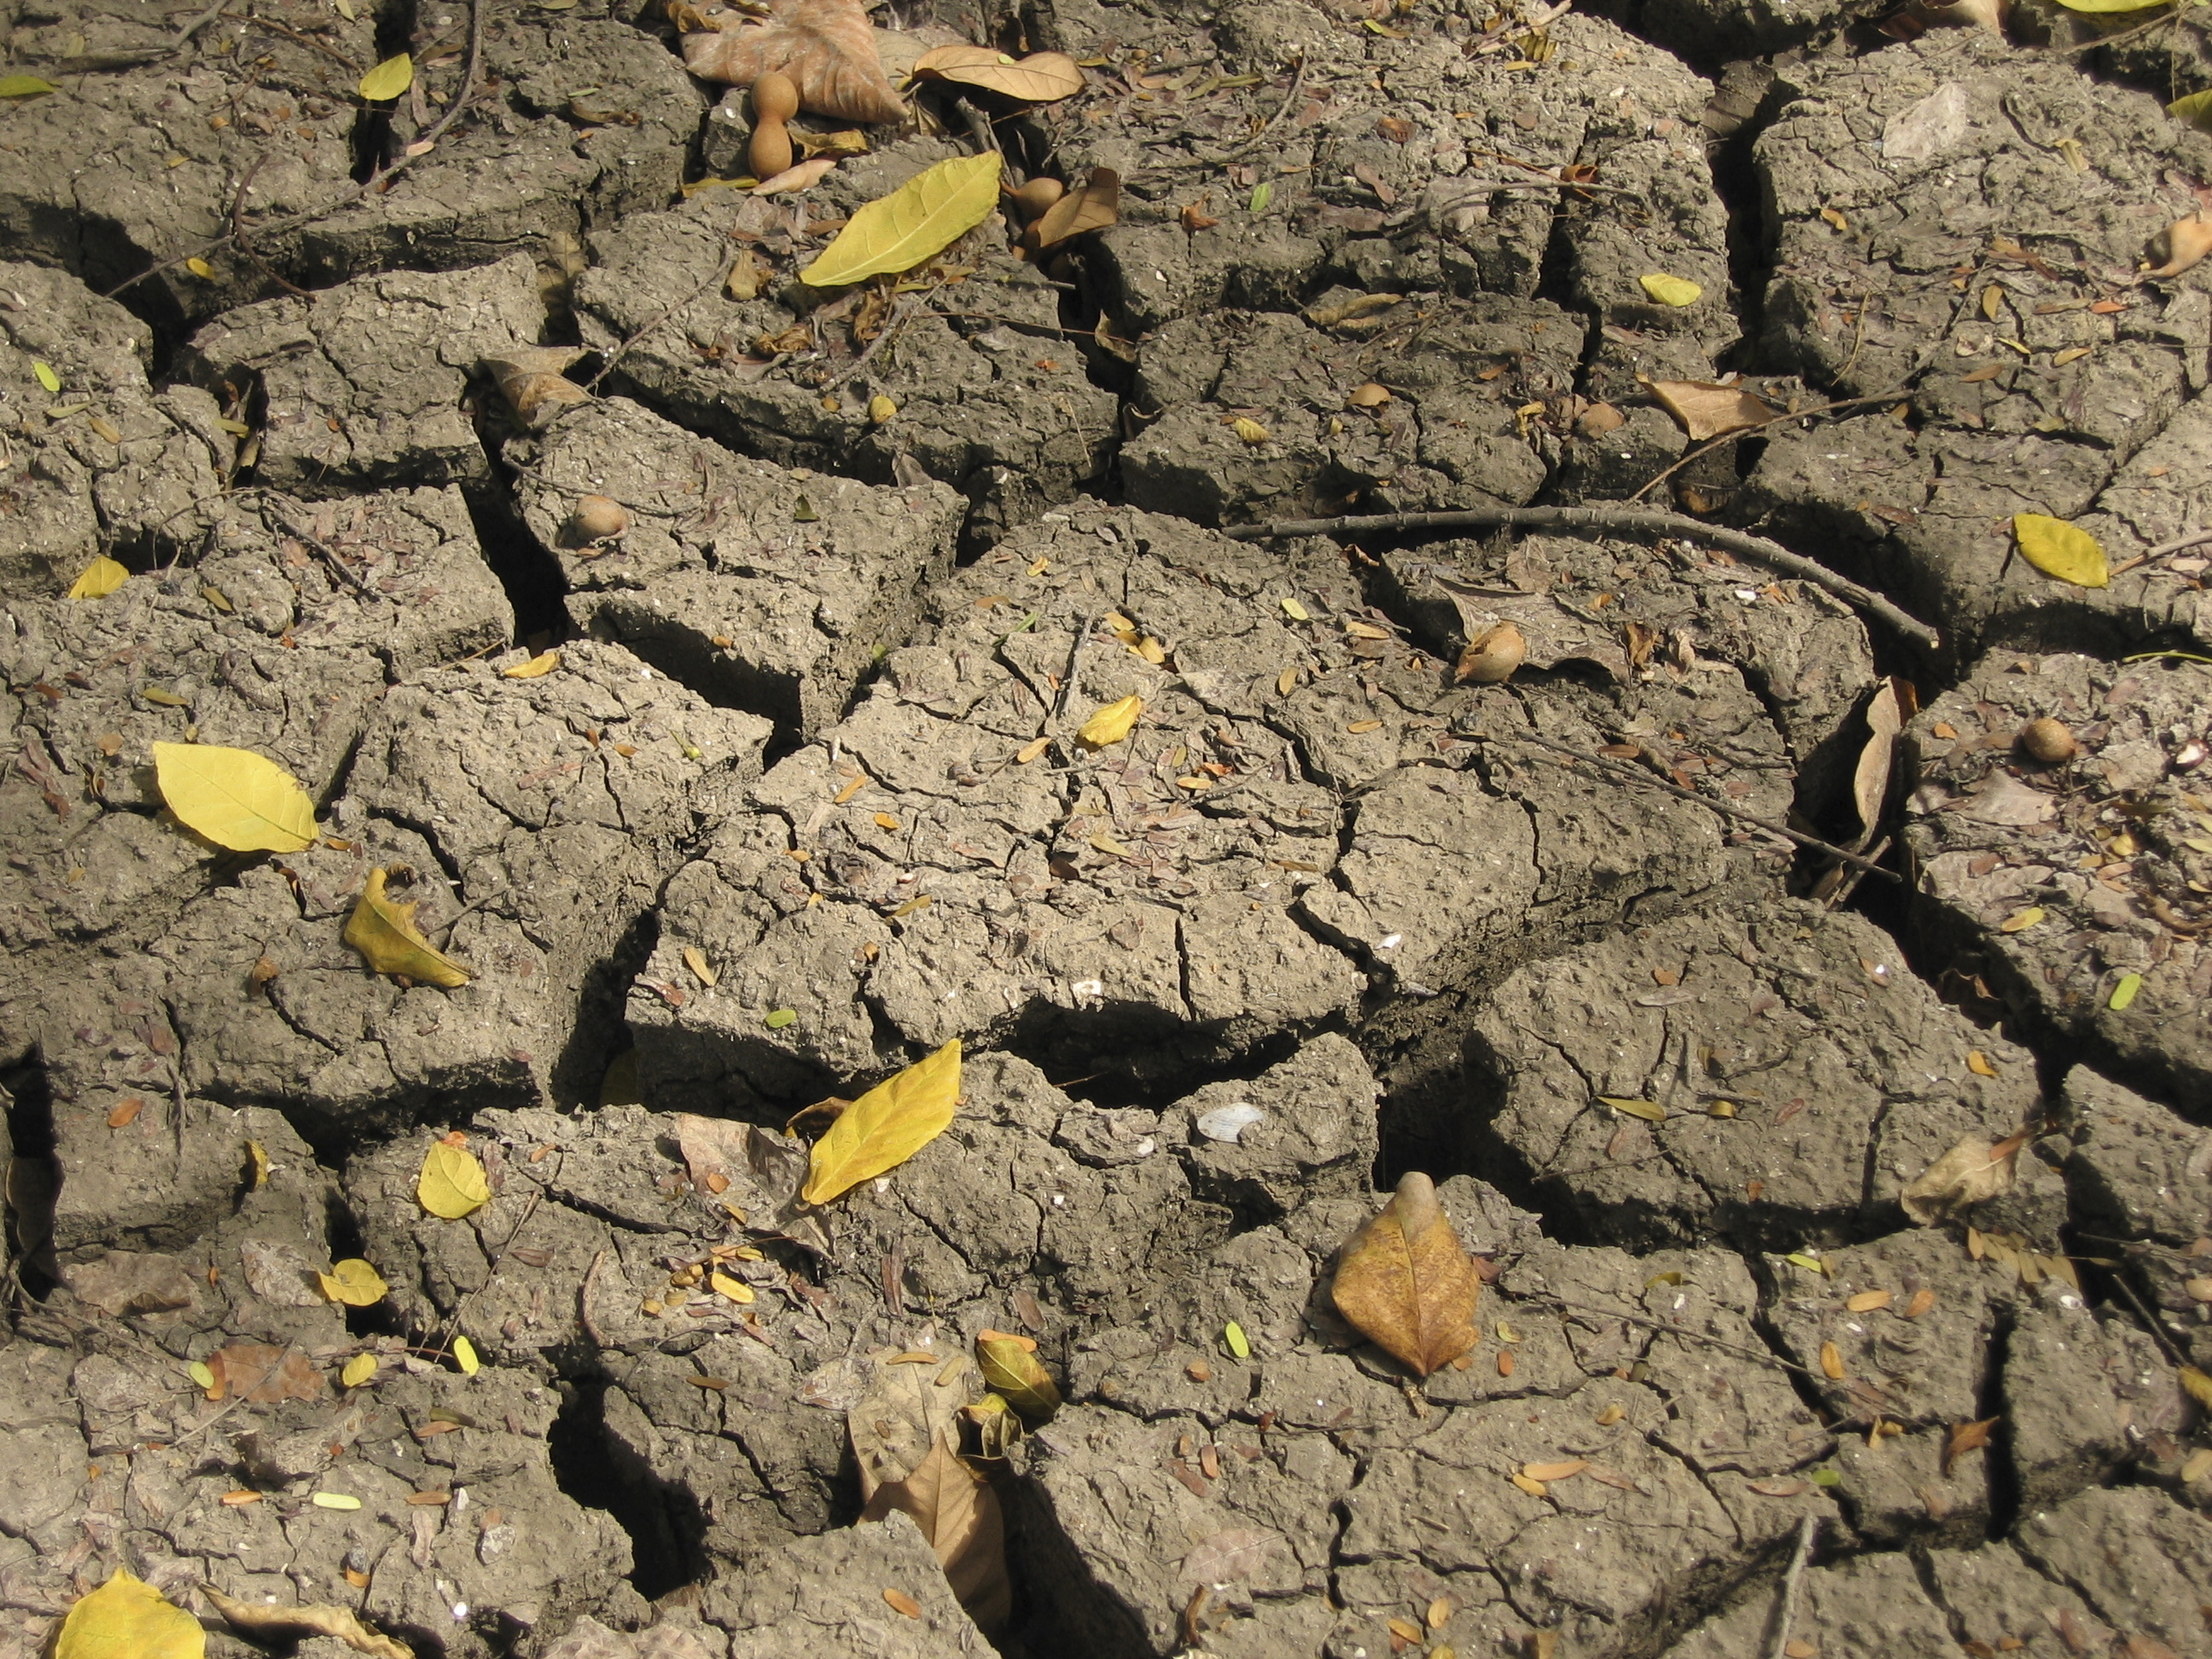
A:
750;71;800;125
1455;621;1527;685
572;494;629;543
2018;717;2077;765
748;120;794;183
1010;178;1066;223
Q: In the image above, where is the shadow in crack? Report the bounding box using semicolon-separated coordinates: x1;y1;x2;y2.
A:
1;1045;62;1300
548;1373;711;1600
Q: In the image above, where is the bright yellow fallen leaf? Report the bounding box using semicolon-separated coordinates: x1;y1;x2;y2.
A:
976;1330;1060;1423
453;1335;480;1376
416;1138;490;1219
802;152;1003;288
710;1270;755;1304
1602;1096;1664;1122
345;868;471;988
56;1569;202;1659
802;1039;962;1204
2011;515;2108;588
317;1259;388;1307
68;556;130;599
1639;273;1703;306
1077;695;1143;748
340;1353;378;1388
358;52;413;100
153;742;318;853
501;649;559;678
2000;905;2046;933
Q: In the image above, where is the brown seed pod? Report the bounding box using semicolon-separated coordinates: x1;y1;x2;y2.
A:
572;494;629;544
749;71;798;180
1454;621;1526;685
2017;716;2077;765
1010;177;1066;222
2143;215;2212;282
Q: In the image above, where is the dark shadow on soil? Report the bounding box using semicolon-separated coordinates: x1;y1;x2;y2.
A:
1;1045;62;1299
548;1371;712;1600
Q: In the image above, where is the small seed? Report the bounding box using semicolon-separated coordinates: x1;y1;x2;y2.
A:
1010;178;1066;221
1455;621;1526;685
572;494;629;542
2017;717;2076;765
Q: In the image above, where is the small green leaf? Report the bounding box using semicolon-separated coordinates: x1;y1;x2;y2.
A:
0;74;60;98
1249;180;1273;214
1602;1096;1665;1122
2109;972;2143;1011
32;359;61;393
764;1008;798;1029
358;52;414;101
188;1360;217;1390
1809;1466;1842;1487
1223;1320;1250;1359
1786;1252;1826;1273
2172;90;2212;136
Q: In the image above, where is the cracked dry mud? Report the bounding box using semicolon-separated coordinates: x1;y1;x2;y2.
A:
3;0;2212;1656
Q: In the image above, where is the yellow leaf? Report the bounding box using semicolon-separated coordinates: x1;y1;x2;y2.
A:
68;556;130;599
500;649;559;678
1279;597;1310;621
976;1330;1060;1423
247;1138;269;1187
358;52;413;101
1819;1341;1845;1379
55;1569;203;1659
184;256;216;279
33;359;61;393
2059;0;2168;9
1224;1319;1251;1358
1077;694;1143;748
453;1335;479;1376
1846;1289;1893;1313
346;869;471;988
868;394;898;424
0;74;61;98
1639;273;1703;306
340;1353;378;1388
802;152;1004;288
188;1360;217;1390
152;742;317;853
1232;417;1270;444
1016;736;1051;764
710;1270;755;1303
416;1139;491;1219
683;945;719;987
1330;1171;1481;1377
310;1491;361;1510
2110;972;2143;1010
2180;1364;2212;1409
802;1039;961;1204
1966;1050;1997;1077
2000;905;2046;933
202;1586;410;1659
317;1258;389;1307
2172;90;2212;135
1510;1471;1548;1497
1601;1096;1665;1122
915;45;1084;101
2011;515;2108;588
1522;1458;1587;1481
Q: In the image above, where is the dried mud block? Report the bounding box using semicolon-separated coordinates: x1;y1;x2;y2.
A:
0;1342;89;1554
1901;650;2212;1106
1919;1534;2122;1658
299;14;702;283
2011;1487;2212;1656
2003;1284;2179;1514
1077;13;1708;333
180;255;546;499
1743;33;2212;649
1120;295;1579;525
510;397;963;739
573;191;1115;527
701;1511;987;1657
1657;1551;1953;1659
0;262;226;597
2051;1067;2212;1371
1637;0;1879;58
152;643;771;1134
1467;899;2044;1248
0;1;371;325
0;485;509;980
1177;1033;1378;1217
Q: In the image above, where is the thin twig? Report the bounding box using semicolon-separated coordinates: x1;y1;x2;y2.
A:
1627;391;1905;504
585;252;739;393
1764;1514;1820;1659
2052;6;2179;54
28;0;225;73
824;290;923;393
1528;1294;1831;1382
1476;728;1900;879
1155;54;1306;172
1222;504;1941;650
2137;525;2212;562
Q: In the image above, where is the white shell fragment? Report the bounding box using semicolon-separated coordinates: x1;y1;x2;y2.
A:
1196;1103;1266;1144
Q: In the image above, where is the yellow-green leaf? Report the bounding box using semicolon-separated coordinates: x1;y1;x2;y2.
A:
802;152;1003;288
1223;1319;1251;1359
2180;1363;2212;1408
2172;90;2212;135
2110;972;2143;1010
310;1491;361;1510
0;74;60;98
2058;0;2168;10
152;742;317;853
976;1330;1060;1423
1077;694;1143;748
1601;1096;1665;1122
1280;597;1311;621
317;1258;389;1307
416;1138;491;1219
68;556;130;600
56;1569;204;1659
2000;905;2046;933
1639;273;1703;306
188;1360;217;1390
247;1139;270;1187
453;1335;480;1376
500;649;559;679
2012;514;2108;588
340;1353;378;1388
358;52;413;101
801;1039;961;1204
32;359;61;393
345;868;472;987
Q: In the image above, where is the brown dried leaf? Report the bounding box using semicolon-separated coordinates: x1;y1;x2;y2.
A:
1330;1171;1481;1377
1853;678;1905;834
483;347;589;429
204;1586;412;1659
913;46;1083;102
859;1434;1010;1633
1901;1132;2022;1225
1031;166;1119;251
1649;379;1776;442
1943;1416;1998;1475
681;0;905;123
209;1342;323;1404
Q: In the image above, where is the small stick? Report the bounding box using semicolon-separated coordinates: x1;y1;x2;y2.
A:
1765;1514;1820;1659
1155;54;1306;172
1476;728;1899;879
2136;525;2212;562
1627;391;1905;504
1221;504;1941;651
1529;1294;1831;1383
585;253;739;392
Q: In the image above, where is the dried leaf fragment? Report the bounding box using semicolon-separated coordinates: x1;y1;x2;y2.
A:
860;1434;1010;1631
1944;1416;1998;1475
1819;1341;1846;1380
802;1039;960;1203
55;1569;203;1659
416;1138;491;1220
1330;1171;1481;1377
204;1586;410;1659
1846;1289;1893;1313
682;0;905;123
1901;1132;2022;1225
68;556;130;600
346;869;471;988
915;45;1084;102
1649;380;1775;442
1031;167;1119;249
153;742;317;853
209;1342;323;1403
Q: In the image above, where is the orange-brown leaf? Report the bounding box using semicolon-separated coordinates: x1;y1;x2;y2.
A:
860;1435;1010;1633
1944;1416;1998;1475
1330;1171;1480;1377
208;1342;323;1404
